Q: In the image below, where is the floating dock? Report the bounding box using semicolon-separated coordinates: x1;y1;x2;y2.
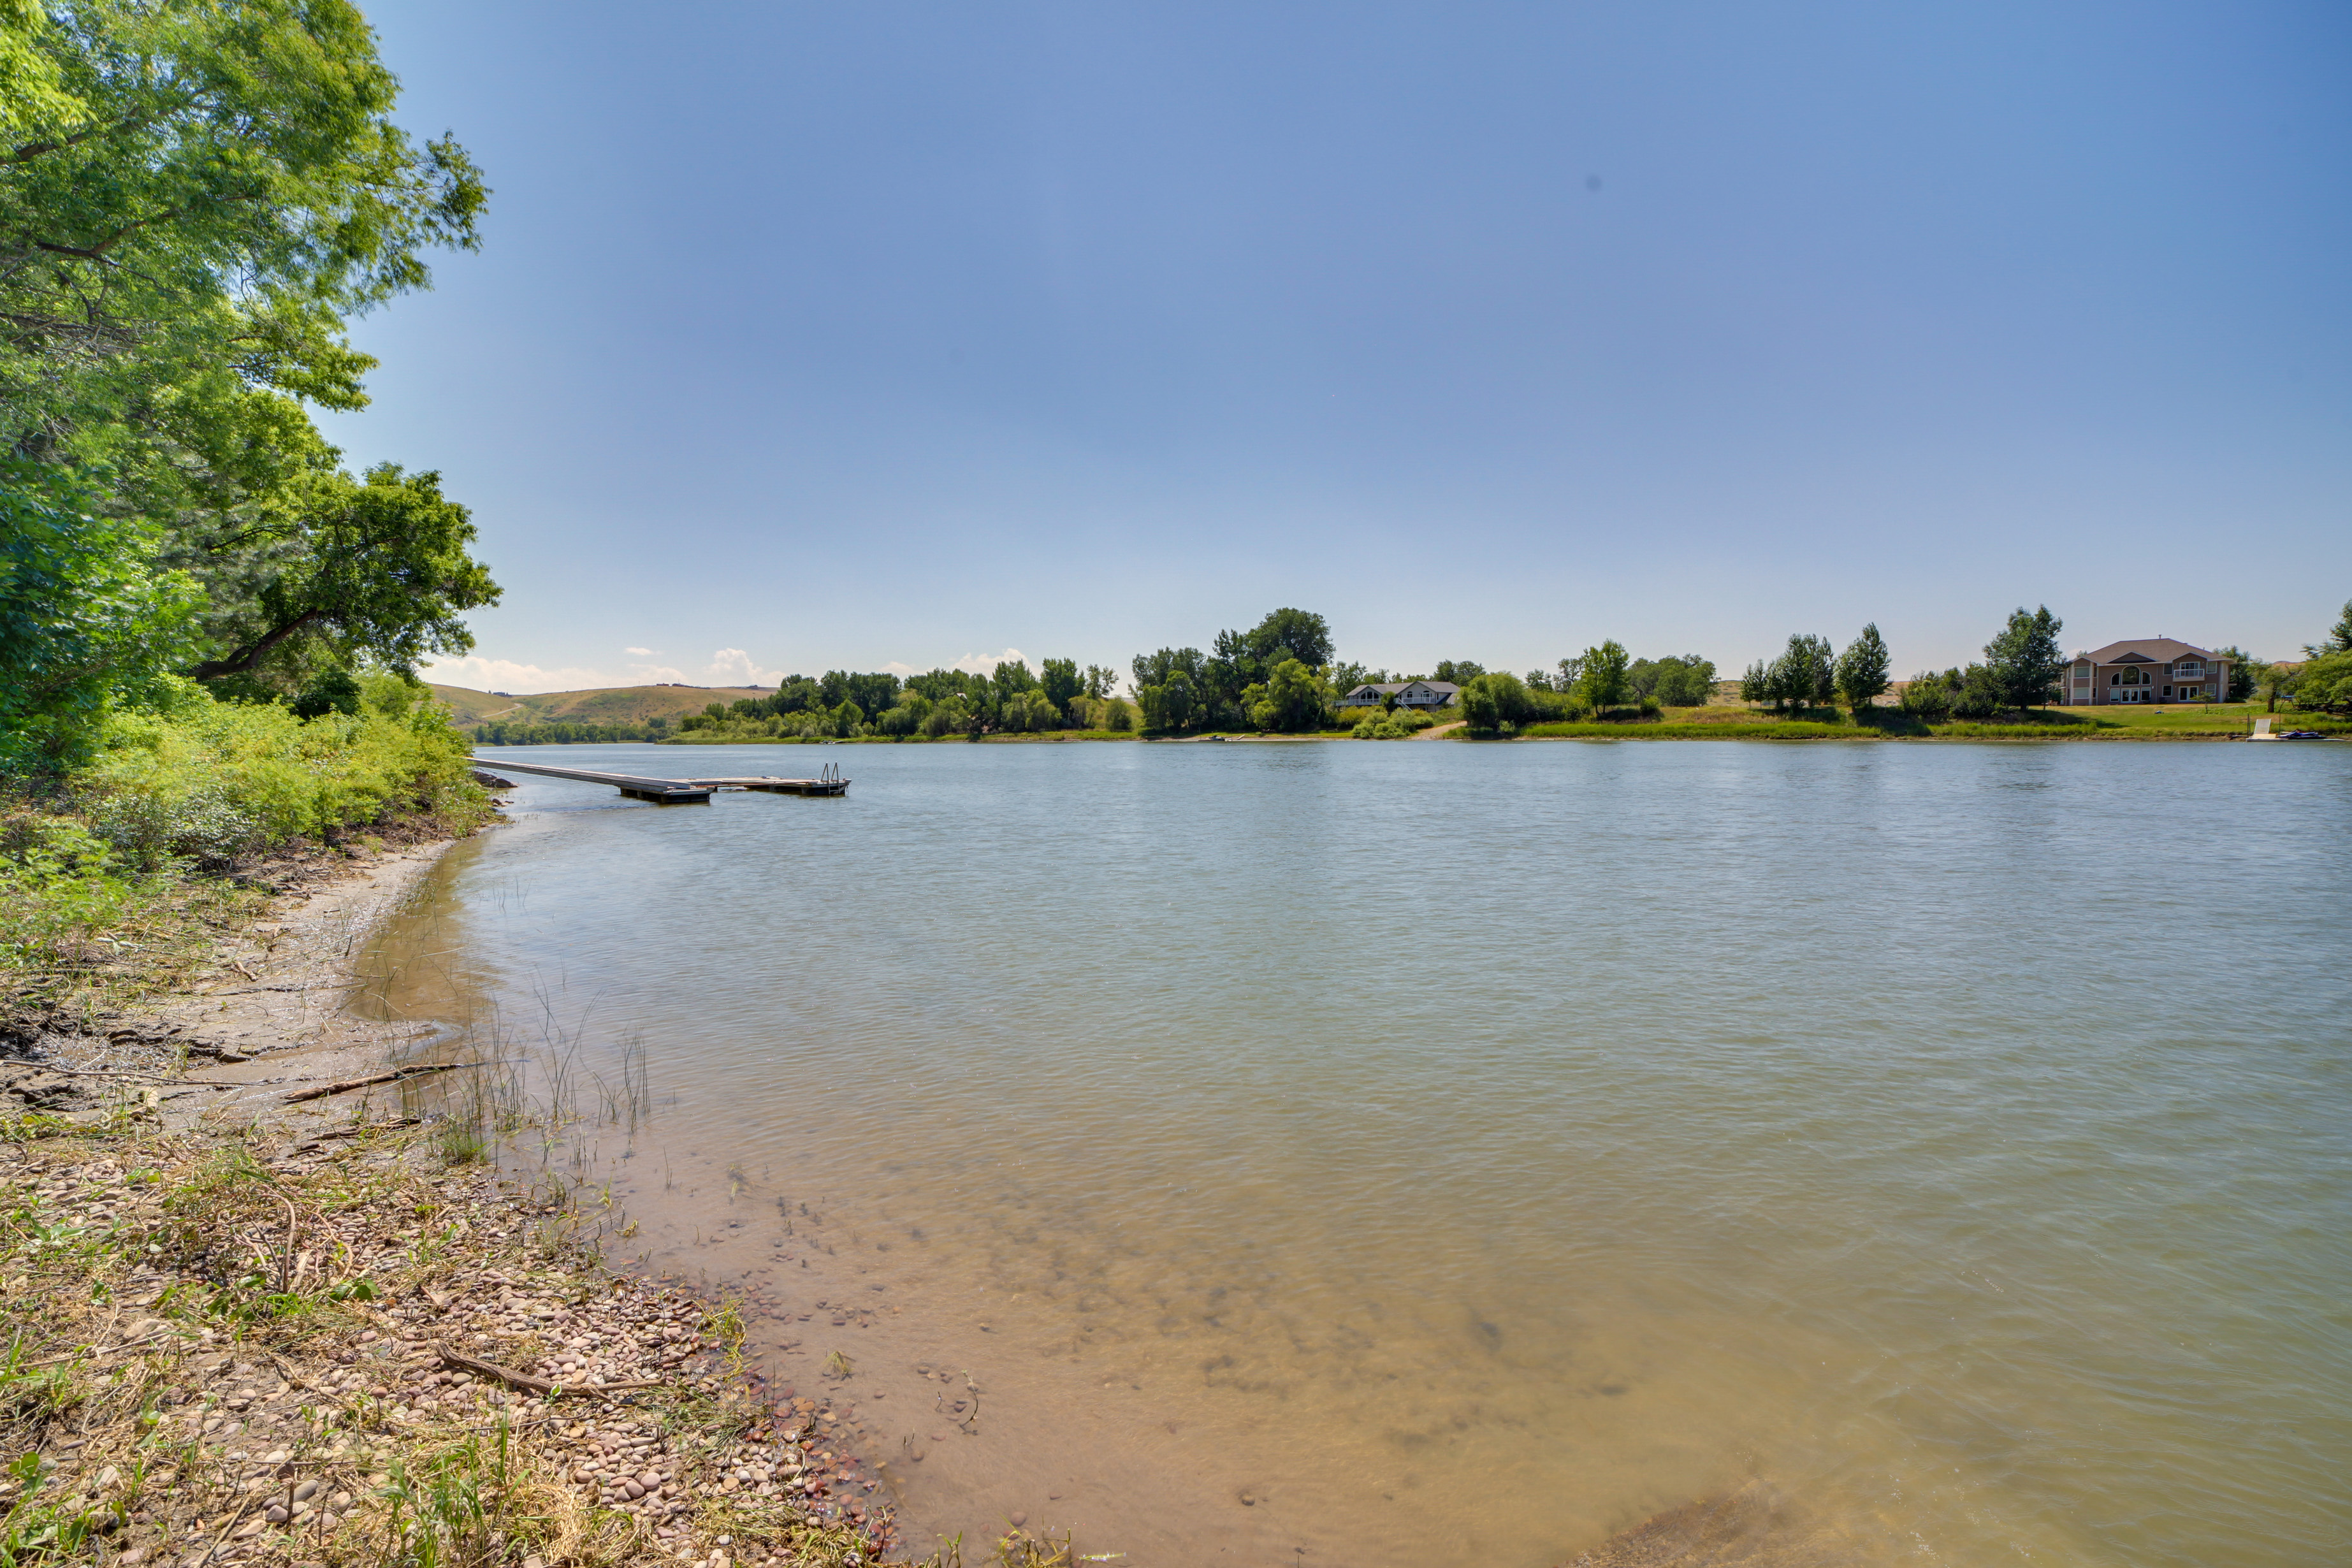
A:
470;757;849;804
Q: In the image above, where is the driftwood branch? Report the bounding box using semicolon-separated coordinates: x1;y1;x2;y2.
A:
279;1061;484;1103
437;1342;665;1398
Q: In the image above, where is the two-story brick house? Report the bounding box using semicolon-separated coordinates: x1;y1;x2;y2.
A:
2062;639;2231;706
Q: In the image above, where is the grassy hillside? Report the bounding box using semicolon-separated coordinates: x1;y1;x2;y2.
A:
429;684;776;730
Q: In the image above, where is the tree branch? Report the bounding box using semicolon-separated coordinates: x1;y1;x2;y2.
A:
189;608;328;681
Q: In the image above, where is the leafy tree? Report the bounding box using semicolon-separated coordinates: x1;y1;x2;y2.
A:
1574;641;1631;715
1240;607;1333;671
1040;657;1082;716
1131;646;1203;692
177;464;496;683
1458;671;1540;733
1834;624;1891;713
1249;657;1329;732
1082;664;1119;701
2249;660;2296;713
1754;635;1833;711
1;460;200;766
1;0;486;479
1952;664;2005;720
2304;600;2352;658
1984;606;2065;711
1898;672;1954;723
1432;659;1485;685
2213;646;2258;702
1639;655;1717;707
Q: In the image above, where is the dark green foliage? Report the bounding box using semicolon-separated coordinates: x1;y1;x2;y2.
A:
1459;672;1544;732
1;1;498;757
475;720;657;744
1746;635;1834;711
1040;657;1082;716
2213;646;2257;703
2291;648;2352;715
1984;606;2065;711
1627;655;1717;707
1433;659;1486;685
290;666;361;718
1249;657;1330;732
1834;624;1892;712
1574;641;1632;715
1899;671;1955;723
1954;665;2005;720
818;670;901;715
1241;608;1334;671
0;461;198;767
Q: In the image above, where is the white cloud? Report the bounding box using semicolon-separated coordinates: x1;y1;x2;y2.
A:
624;646;660;657
954;646;1026;676
423;647;787;693
701;648;784;687
419;655;612;695
880;660;921;676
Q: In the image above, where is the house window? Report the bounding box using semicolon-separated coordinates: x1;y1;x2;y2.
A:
2174;662;2203;678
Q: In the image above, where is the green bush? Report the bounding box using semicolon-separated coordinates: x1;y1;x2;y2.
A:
73;675;481;869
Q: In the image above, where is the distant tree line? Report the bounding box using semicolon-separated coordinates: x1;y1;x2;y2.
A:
671;660;1131;740
1131;609;1340;733
475;721;658;745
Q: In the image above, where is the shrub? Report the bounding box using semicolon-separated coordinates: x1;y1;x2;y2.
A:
73;674;481;869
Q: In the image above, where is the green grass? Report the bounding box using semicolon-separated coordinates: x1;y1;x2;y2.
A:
1508;701;2338;741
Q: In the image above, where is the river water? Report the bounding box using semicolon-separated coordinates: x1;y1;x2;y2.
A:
359;739;2351;1566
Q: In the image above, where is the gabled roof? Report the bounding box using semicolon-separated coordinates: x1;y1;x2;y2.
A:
1344;680;1464;696
2079;638;2222;665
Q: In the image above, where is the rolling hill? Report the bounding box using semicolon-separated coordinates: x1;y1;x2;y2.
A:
428;683;776;730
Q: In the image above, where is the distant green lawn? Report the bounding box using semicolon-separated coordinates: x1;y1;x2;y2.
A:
1515;702;2347;741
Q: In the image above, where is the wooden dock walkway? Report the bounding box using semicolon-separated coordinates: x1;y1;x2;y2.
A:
470;757;849;804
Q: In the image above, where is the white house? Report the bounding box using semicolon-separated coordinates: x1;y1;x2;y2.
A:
1338;680;1462;710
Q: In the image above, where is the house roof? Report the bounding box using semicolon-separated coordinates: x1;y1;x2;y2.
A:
2079;638;2223;665
1404;680;1461;694
1344;680;1463;696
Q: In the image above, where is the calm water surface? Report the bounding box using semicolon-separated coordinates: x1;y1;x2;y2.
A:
363;740;2351;1566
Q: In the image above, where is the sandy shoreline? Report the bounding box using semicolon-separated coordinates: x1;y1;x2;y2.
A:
0;825;923;1568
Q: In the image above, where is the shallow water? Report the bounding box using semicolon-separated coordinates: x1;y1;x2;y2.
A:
361;739;2352;1566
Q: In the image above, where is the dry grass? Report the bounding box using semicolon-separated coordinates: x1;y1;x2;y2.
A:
0;1117;908;1568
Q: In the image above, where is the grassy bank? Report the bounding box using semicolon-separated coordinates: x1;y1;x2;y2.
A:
3;676;493;1029
1514;702;2341;741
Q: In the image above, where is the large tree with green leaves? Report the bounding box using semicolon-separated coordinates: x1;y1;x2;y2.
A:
0;0;496;722
1834;623;1891;713
1574;640;1630;715
1;0;485;472
182;464;495;680
1984;606;2065;711
0;458;198;764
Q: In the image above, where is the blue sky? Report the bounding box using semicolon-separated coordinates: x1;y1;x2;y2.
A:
316;1;2352;693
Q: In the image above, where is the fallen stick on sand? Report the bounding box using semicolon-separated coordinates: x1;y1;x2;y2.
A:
280;1061;497;1103
438;1342;666;1397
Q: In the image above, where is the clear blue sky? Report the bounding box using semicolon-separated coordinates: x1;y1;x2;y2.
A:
316;1;2352;693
